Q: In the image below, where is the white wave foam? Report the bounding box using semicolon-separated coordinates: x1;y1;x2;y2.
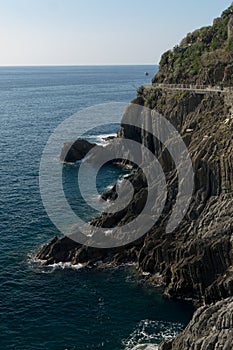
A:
87;133;117;146
122;319;183;350
47;262;84;270
96;133;116;141
29;255;84;272
106;184;114;191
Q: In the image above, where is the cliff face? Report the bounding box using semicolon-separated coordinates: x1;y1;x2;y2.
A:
117;87;233;304
37;5;233;349
160;297;233;350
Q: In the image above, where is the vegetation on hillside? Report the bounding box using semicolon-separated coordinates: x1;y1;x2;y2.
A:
153;4;233;86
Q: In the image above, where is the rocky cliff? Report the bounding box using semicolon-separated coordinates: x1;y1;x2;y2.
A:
159;298;233;350
37;5;233;349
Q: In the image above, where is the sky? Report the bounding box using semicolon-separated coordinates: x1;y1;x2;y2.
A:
0;0;232;66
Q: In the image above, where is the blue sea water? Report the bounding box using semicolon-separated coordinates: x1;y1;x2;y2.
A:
0;66;193;350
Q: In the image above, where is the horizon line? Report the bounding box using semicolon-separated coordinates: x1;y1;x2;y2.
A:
0;63;158;68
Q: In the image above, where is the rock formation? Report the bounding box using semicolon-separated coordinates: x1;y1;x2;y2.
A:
37;5;233;349
159;298;233;350
60;138;96;163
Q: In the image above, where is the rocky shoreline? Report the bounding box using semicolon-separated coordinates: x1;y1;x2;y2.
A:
37;5;233;349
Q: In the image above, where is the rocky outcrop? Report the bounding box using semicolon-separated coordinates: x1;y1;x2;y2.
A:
60;138;96;163
60;137;117;166
37;236;120;267
159;298;233;350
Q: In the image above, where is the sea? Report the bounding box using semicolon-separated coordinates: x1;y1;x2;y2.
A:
0;66;194;350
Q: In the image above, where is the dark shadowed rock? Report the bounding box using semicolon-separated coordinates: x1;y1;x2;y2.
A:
36;236;81;264
60;138;97;163
159;298;233;350
102;135;116;141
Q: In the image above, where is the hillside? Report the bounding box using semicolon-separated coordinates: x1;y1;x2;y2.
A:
153;4;233;87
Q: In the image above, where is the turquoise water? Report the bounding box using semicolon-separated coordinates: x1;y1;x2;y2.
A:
0;66;193;349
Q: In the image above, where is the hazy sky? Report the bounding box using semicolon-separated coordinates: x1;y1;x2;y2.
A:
0;0;232;66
